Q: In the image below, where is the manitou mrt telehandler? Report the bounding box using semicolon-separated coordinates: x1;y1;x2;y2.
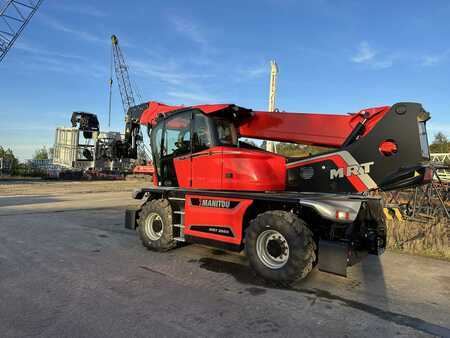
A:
124;101;431;282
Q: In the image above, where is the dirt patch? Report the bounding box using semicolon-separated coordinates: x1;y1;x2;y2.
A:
0;179;148;197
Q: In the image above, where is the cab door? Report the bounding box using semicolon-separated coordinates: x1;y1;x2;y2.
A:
152;111;192;187
191;113;222;189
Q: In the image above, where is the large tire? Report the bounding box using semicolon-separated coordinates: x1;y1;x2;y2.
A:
137;199;176;252
245;210;316;283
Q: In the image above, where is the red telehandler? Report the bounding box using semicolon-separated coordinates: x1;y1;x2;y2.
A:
124;101;431;283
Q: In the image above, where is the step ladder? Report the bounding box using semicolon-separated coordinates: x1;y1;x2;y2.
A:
173;210;185;242
170;197;186;242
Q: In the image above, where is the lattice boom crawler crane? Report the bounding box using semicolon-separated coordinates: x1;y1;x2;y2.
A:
124;101;431;282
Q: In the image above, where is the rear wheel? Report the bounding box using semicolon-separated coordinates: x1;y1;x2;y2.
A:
137;199;176;252
245;210;316;283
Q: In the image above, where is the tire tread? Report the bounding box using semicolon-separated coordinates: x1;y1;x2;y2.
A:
137;198;176;252
245;210;316;283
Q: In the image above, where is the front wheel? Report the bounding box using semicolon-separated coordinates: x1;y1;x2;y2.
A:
245;211;316;283
137;198;176;252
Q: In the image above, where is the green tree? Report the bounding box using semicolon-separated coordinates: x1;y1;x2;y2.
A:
33;146;50;160
0;146;19;174
241;138;258;147
430;132;449;153
276;143;330;157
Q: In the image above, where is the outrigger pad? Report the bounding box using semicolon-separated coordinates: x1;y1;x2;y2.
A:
318;240;348;277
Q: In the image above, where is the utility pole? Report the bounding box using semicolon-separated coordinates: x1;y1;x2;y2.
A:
266;60;278;152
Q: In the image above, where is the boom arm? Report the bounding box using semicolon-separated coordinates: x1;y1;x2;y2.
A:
238;106;391;148
136;101;391;148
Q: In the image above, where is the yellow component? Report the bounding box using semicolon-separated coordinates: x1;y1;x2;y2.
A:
414;171;421;177
383;208;393;220
393;208;404;221
111;35;118;45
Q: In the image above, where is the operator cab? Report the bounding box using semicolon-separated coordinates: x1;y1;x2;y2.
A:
149;108;286;191
150;109;238;187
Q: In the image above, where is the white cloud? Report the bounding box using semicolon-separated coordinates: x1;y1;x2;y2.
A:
421;50;450;66
371;59;393;70
129;58;213;86
168;15;207;46
243;64;267;78
40;14;104;44
351;41;375;63
167;91;216;103
9;33;106;78
350;41;393;70
128;57;217;105
14;41;86;61
52;3;107;18
422;56;440;66
13;52;107;78
235;63;268;82
128;59;187;86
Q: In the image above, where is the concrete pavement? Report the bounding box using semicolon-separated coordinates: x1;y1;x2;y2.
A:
0;190;449;337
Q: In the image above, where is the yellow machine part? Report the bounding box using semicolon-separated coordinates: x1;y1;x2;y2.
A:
383;207;404;221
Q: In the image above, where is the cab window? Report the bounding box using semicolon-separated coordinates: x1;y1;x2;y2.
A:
150;122;164;175
163;112;191;157
214;118;238;147
192;113;212;152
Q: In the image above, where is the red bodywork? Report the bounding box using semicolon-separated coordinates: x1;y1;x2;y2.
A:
173;147;286;191
184;195;253;245
140;101;390;148
140;102;233;126
239;106;390;147
222;147;285;191
143;101;391;193
132;163;155;175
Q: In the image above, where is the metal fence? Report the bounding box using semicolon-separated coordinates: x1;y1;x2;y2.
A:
430;153;450;182
26;159;59;170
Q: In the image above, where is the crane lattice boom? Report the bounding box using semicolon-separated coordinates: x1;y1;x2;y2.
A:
111;35;135;114
0;0;43;63
109;34;149;162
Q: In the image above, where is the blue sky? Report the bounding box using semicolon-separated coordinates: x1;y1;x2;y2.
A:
1;0;450;159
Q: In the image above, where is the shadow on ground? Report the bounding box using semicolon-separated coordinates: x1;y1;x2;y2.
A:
189;248;450;338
